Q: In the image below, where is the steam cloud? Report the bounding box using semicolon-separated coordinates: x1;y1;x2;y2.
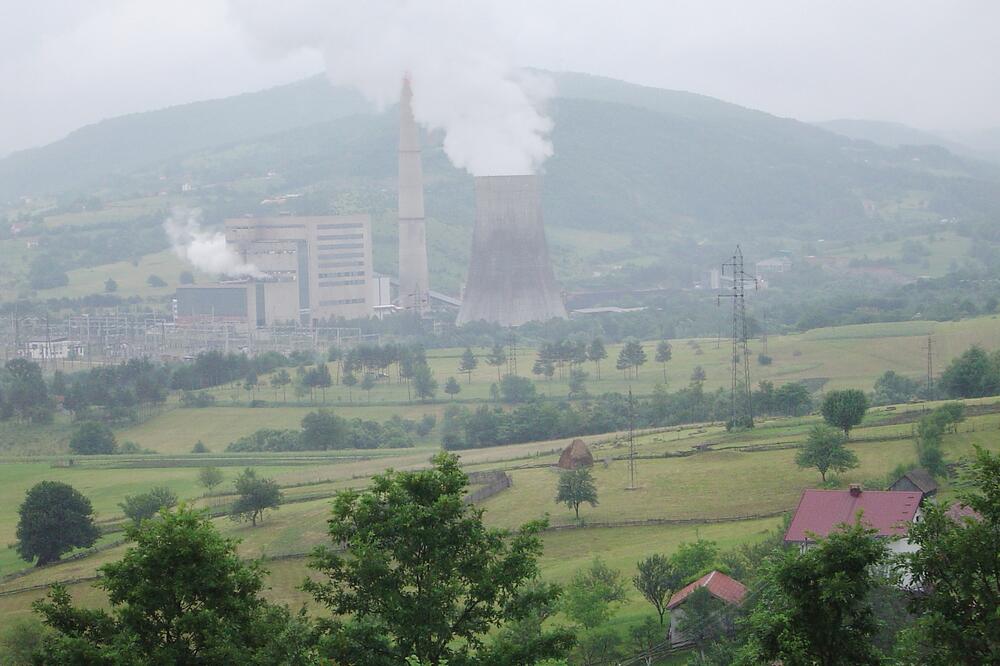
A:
164;208;263;278
229;0;554;176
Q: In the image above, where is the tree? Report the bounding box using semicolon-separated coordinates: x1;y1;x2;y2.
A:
587;338;607;380
303;453;573;665
655;340;672;383
271;368;292;402
915;414;948;477
444;376;461;399
314;364;333;402
243;371;258;401
940;345;1000;398
671;539;719;582
630;616;662;666
198;466;224;494
301;410;348;450
499;374;536;403
568;368;588;399
820;389;869;437
795;424;859;482
690;365;707;386
532;357;555;381
740;519;889;665
361;373;376;403
412;363;437;402
230;468;282;526
556;467;598;519
342;371;358;402
633;554;680;625
146;274;167;288
69;421;117;455
32;506;313;663
4;358;52;423
1;615;50;665
104;277;118;293
119;486;178;525
561;557;627;629
903;447;1000;664
16;481;99;566
178;270;195;285
459;347;478;383
873;370;920;405
192;439;209;453
486;343;507;382
676;587;734;660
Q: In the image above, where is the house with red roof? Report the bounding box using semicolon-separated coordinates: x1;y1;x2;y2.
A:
785;485;923;587
666;570;747;646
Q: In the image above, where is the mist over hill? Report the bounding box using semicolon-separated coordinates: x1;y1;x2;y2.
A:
3;71;1000;246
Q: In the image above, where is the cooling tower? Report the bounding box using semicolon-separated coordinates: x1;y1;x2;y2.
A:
456;175;568;327
397;77;430;315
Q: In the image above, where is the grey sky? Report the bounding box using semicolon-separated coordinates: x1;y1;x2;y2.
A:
2;0;998;157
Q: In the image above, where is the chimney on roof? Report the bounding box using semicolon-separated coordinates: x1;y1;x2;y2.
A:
850;484;862;497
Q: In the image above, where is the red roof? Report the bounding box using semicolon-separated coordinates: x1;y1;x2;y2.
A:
666;570;747;610
945;501;982;523
784;489;921;543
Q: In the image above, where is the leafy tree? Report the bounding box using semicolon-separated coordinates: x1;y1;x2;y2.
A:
342;371;358;402
459;347;478;383
486;343;507;382
915;414;948;477
677;587;735;660
104;277;118;293
118;486;178;525
444;376;461;399
532;357;555;381
69;421;117;455
633;553;680;625
192;439;209;453
587;338;607;379
413;363;437;402
304;453;573;665
198;466;224;494
17;481;99;566
270;368;292;402
573;628;622;666
28;255;68;289
499;374;536;403
671;539;719;582
630;616;662;666
361;373;376;402
940;345;1000;398
313;363;333;402
230;468;282;526
568;368;588;399
178;270;195;284
4;358;52;423
243;371;258;401
655;340;672;383
0;616;51;665
32;506;313;663
740;519;889;665
795;424;859;482
690;365;707;386
616;338;648;379
873;370;920;405
773;382;813;416
561;557;627;629
301;410;348;450
556;467;599;520
146;274;167;288
903;446;1000;664
820;389;869;437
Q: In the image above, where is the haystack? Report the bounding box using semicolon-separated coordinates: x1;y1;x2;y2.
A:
558;439;594;470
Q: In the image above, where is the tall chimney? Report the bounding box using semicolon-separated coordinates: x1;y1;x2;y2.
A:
397;76;430;315
456;175;568;327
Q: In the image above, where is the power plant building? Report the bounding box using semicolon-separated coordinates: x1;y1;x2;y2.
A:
456;175;567;327
175;215;375;326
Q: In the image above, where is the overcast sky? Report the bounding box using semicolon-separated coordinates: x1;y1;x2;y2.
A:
2;0;998;157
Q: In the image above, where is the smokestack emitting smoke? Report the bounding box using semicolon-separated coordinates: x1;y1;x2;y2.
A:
165;208;263;278
229;0;553;176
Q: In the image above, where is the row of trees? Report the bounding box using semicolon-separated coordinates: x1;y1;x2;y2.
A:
226;410;435;452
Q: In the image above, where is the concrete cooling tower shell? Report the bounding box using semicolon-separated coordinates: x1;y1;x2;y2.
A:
456;175;568;327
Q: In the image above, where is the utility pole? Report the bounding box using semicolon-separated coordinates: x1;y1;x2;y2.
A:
626;386;637;490
718;246;757;428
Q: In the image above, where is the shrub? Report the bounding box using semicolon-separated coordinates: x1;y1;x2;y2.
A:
179;391;216;408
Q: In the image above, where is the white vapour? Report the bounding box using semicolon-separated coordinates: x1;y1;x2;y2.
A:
229;0;553;176
164;209;263;278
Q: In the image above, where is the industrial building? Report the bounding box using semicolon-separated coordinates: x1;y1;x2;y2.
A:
176;215;375;326
397;77;431;315
456;175;567;327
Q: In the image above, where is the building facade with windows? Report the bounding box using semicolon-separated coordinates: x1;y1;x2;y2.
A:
224;215;375;324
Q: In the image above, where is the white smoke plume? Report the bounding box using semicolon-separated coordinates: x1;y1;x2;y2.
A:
229;0;554;176
164;208;263;278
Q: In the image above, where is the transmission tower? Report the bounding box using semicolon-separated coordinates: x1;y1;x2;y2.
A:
626;387;637;490
718;246;757;428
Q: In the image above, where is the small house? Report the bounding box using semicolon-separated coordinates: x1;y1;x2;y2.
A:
666;570;747;646
557;439;594;470
889;468;938;500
